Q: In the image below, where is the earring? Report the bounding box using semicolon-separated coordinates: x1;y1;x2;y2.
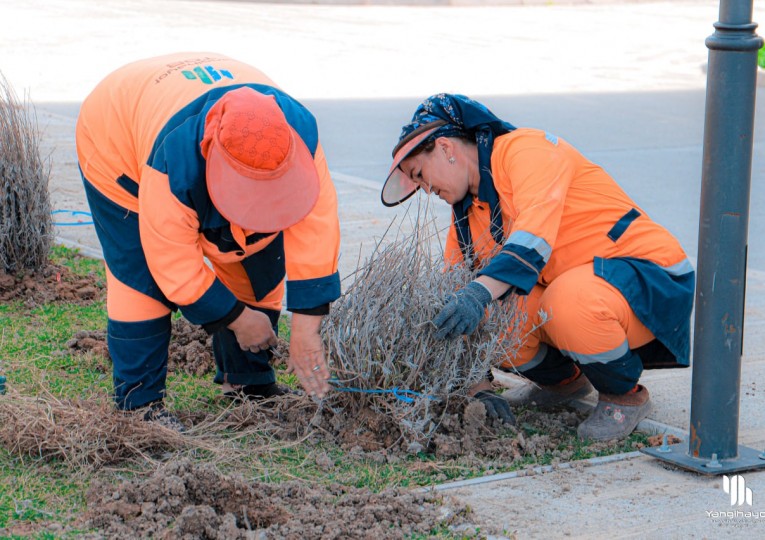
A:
448;156;456;165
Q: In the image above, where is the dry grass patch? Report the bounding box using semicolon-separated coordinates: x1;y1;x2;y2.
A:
0;388;193;470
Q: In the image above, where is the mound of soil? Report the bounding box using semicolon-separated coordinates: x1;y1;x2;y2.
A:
323;399;594;463
202;390;603;471
66;329;110;366
0;263;102;306
166;319;214;376
85;459;470;539
67;318;290;377
66;320;216;377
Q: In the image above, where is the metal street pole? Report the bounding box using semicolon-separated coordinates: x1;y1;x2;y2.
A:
642;0;765;474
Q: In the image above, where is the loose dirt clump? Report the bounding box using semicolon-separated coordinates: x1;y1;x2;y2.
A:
323;400;624;467
167;319;214;376
85;459;470;539
645;433;683;447
0;263;103;306
66;329;110;366
66;318;289;376
66;319;229;377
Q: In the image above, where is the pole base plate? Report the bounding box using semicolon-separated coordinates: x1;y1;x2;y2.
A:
641;442;765;475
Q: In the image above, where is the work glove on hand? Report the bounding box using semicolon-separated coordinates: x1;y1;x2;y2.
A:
474;391;516;425
432;281;493;340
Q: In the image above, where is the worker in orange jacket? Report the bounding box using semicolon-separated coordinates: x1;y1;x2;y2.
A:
76;53;341;429
382;94;694;441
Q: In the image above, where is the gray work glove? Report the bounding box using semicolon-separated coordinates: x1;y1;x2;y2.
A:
474;391;516;425
433;281;493;340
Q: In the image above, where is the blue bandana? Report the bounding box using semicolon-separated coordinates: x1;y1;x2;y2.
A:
398;94;516;263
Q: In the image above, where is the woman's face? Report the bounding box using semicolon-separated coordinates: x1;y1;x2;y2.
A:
399;141;470;205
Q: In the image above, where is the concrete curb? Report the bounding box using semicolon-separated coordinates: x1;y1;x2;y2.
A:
427;450;645;492
55;237;103;261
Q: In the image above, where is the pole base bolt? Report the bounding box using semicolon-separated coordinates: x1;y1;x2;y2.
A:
705;453;723;469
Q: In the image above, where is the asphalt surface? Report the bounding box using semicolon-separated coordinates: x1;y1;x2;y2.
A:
3;1;765;537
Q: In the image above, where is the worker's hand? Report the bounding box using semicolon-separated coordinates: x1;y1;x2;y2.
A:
227;307;278;354
474;391;516;425
287;313;331;398
432;281;493;339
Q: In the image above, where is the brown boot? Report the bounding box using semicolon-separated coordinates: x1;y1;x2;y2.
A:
577;385;653;441
502;369;595;409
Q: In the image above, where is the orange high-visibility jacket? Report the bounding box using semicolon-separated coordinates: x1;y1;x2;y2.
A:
445;128;694;364
76;53;340;325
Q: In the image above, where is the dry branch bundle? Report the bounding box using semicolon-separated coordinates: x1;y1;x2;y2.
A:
0;390;189;470
322;206;525;443
0;384;324;470
0;72;52;273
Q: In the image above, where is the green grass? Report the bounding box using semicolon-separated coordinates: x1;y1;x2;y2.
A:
0;450;87;530
0;245;651;538
1;305;108;397
49;245;105;280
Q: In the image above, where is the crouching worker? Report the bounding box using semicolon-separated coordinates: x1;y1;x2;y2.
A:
76;53;341;430
382;93;694;441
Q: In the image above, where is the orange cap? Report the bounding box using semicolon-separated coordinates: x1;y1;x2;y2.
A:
201;87;319;232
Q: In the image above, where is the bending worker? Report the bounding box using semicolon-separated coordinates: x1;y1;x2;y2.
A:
382;93;694;441
76;53;340;429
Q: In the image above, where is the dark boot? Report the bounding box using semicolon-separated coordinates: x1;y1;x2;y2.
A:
503;370;595;408
140;400;187;433
577;385;652;441
223;382;298;403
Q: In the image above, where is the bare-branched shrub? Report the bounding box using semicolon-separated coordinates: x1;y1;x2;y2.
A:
323;205;526;444
0;73;52;273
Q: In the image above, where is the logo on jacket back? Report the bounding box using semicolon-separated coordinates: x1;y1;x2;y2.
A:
182;66;234;85
723;474;753;506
